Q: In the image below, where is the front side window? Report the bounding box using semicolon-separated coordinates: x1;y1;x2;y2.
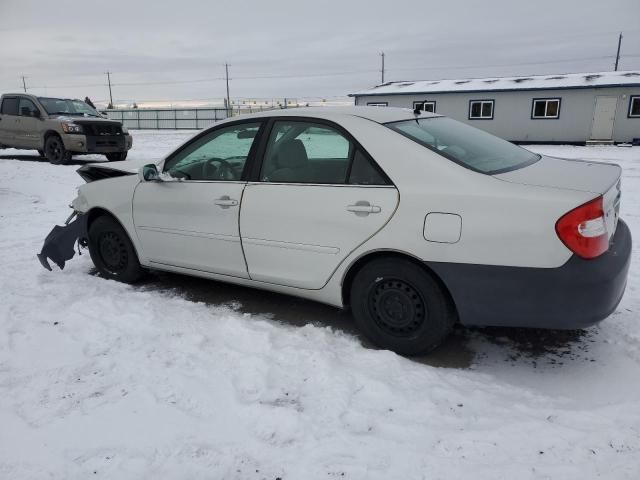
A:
164;122;261;181
413;101;436;113
629;96;640;118
18;98;39;117
386;117;539;174
532;98;560;119
260;121;389;185
1;97;19;116
469;100;494;119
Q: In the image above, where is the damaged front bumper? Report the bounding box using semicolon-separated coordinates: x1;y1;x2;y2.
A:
37;211;88;271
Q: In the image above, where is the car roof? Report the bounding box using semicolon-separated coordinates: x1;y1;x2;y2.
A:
235;106;439;124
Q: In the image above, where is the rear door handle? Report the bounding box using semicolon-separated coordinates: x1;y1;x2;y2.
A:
347;201;381;216
214;195;239;208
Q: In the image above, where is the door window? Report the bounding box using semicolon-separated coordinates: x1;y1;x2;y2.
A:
164;122;261;181
18;98;39;117
1;97;19;116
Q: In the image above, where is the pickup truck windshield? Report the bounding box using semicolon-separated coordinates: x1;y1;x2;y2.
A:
385;117;540;174
37;97;101;117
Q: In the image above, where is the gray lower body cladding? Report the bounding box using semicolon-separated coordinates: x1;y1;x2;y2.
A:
428;219;631;329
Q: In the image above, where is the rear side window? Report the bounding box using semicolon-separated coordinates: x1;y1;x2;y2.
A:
261;121;352;184
386;117;539;174
260;120;391;185
1;97;19;115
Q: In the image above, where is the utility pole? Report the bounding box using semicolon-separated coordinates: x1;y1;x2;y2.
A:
225;63;231;116
614;32;623;71
21;75;27;92
105;72;113;108
380;52;385;84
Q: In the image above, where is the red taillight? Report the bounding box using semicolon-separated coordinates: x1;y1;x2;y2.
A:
555;196;608;259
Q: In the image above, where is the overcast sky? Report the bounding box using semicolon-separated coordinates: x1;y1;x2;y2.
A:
1;0;639;106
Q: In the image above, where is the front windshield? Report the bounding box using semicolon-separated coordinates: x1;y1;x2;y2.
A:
37;97;100;117
386;117;540;174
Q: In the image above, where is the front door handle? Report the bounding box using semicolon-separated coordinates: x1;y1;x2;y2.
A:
347;201;381;216
214;195;239;208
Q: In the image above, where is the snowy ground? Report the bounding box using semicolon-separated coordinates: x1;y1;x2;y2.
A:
1;132;639;479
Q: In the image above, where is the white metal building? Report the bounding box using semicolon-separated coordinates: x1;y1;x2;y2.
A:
351;71;640;144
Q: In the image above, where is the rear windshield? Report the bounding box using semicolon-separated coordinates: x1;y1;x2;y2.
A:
386;117;539;174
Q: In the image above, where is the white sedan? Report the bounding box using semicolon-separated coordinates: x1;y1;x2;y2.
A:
38;107;631;355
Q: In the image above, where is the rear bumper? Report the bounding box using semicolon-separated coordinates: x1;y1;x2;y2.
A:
428;219;631;329
63;134;132;154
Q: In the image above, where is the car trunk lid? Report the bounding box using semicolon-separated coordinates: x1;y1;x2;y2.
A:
495;155;622;240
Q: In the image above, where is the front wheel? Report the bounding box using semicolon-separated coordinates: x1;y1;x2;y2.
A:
106;152;127;162
45;135;72;165
88;215;144;283
350;258;456;356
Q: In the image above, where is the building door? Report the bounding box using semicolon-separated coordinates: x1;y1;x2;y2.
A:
590;96;618;140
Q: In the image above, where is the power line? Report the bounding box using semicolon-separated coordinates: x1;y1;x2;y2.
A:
8;52;640;92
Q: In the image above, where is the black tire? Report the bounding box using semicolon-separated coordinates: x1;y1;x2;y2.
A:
37;149;45;157
45;135;72;165
88;215;144;283
106;152;128;162
350;258;455;356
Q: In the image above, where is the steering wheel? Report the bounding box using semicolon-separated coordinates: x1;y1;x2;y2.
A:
201;158;234;180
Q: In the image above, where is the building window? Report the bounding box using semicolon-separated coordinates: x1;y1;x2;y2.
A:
367;102;388;107
469;100;494;120
629;96;640;118
531;98;561;119
413;101;436;113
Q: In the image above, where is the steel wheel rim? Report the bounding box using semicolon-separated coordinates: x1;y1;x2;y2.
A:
368;278;426;337
98;232;128;273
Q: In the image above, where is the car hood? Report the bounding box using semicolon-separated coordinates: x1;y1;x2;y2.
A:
49;115;115;122
76;159;152;183
494;155;621;194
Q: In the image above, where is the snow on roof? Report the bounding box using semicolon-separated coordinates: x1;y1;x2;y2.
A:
351;71;640;96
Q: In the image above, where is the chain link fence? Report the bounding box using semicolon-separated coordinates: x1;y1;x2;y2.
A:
103;108;229;130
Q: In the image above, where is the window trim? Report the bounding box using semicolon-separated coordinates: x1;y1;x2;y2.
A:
531;97;561;120
628;95;640;118
161;119;266;182
366;102;388;107
247;116;393;187
412;100;436;113
468;99;495;120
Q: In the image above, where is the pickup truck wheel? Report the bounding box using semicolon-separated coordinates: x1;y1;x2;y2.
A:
106;152;127;162
350;258;455;356
45;136;72;165
88;216;144;283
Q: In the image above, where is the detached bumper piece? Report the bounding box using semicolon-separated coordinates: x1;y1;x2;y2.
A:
37;213;88;271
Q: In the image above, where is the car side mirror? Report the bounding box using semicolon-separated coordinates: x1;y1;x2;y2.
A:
139;164;161;182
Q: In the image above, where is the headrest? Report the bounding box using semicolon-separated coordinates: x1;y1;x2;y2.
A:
275;139;308;169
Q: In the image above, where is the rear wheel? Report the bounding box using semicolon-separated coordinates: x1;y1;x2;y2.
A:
45;135;72;165
350;257;455;356
88;215;144;283
106;152;127;162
